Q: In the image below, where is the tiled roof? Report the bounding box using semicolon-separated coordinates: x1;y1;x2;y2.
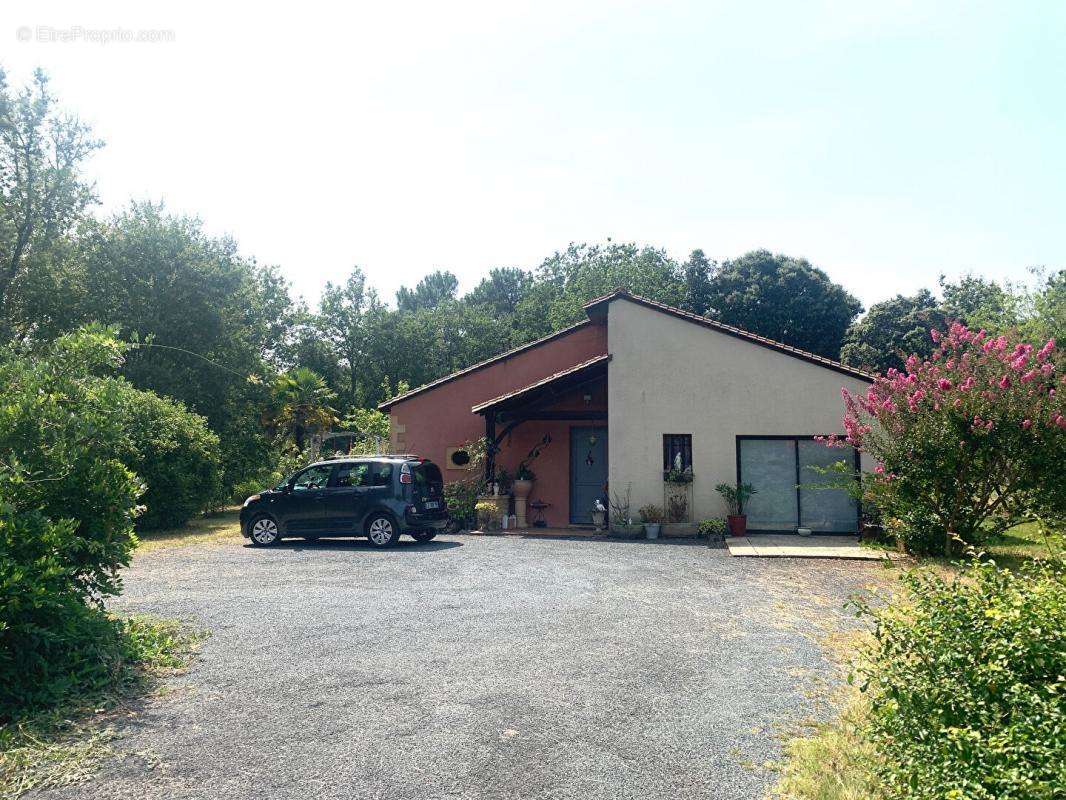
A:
583;290;875;382
377;319;593;410
470;355;611;414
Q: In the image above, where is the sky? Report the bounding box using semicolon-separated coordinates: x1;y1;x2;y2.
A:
2;1;1064;310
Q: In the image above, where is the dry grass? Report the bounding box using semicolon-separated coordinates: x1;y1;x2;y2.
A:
135;507;242;553
771;687;879;800
768;618;882;800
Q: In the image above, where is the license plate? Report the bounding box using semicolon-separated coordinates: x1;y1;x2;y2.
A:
423;501;439;509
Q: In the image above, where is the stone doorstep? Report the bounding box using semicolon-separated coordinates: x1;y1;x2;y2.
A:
726;534;897;560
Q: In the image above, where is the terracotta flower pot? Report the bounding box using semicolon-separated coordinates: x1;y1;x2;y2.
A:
512;479;533;499
727;515;747;537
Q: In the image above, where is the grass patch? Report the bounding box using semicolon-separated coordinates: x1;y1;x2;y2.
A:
772;688;879;800
136;506;242;553
0;615;203;799
979;521;1063;570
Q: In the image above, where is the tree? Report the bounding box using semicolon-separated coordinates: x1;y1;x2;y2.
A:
317;267;378;411
835;324;1064;555
680;248;715;315
65;203;285;493
464;267;533;316
396;270;458;312
705;250;862;359
1030;269;1066;344
939;273;1020;331
0;69;101;339
840;290;947;374
515;242;686;338
266;367;338;450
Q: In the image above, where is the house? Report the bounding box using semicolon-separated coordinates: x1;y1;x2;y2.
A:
379;290;874;533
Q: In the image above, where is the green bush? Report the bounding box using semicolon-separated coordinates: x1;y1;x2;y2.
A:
697;518;727;538
0;327;144;715
855;561;1066;799
444;481;478;529
114;384;223;530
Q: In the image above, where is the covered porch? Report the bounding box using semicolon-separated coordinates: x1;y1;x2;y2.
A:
472;355;610;529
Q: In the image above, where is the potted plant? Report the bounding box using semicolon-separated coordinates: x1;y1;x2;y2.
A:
475;500;501;532
639;504;665;539
715;482;756;537
697;517;727;544
609;485;642;538
662;465;694;484
512;464;535;500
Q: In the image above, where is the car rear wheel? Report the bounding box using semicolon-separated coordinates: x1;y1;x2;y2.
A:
411;530;437;543
249;515;281;547
366;514;399;547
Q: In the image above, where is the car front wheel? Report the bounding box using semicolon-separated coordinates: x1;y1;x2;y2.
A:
366;514;399;547
249;515;281;547
411;530;437;543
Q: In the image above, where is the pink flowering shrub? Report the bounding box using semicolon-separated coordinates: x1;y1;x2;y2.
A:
834;324;1065;555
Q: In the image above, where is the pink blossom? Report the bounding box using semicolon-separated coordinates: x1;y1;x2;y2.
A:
937;378;953;391
930;328;941;343
1022;419;1033;430
1021;369;1039;384
1037;338;1055;363
998;375;1011;389
874;464;885;474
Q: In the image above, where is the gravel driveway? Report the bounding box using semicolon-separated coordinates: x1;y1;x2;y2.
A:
33;533;888;800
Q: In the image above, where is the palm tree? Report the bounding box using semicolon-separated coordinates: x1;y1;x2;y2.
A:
267;367;338;450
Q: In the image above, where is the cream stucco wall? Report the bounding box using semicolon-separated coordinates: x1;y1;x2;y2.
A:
606;298;873;523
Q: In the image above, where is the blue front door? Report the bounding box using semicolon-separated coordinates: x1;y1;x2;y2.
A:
570;426;607;524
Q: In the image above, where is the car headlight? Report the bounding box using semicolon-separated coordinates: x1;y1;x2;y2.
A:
243;494;261;507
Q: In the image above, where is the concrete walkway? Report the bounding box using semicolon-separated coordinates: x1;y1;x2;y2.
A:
727;534;897;560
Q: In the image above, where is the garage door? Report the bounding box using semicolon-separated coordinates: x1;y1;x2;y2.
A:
737;436;859;533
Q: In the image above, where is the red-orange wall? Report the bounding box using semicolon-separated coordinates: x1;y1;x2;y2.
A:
386;322;608;526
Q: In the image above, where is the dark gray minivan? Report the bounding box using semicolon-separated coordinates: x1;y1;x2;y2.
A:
239;456;447;547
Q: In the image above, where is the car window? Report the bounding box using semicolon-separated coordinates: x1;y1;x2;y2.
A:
333;463;369;488
413;461;443;491
368;462;393;487
292;465;333;491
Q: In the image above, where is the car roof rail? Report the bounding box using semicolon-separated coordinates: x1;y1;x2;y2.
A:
337;452;422;459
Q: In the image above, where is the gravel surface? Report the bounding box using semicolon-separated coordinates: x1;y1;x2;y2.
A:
31;533;890;800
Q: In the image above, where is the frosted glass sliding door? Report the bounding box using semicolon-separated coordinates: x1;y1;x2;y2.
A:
797;440;858;532
739;439;799;530
738;437;859;533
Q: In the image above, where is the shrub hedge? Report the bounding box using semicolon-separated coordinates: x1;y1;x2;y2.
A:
855;561;1066;800
115;384;222;530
